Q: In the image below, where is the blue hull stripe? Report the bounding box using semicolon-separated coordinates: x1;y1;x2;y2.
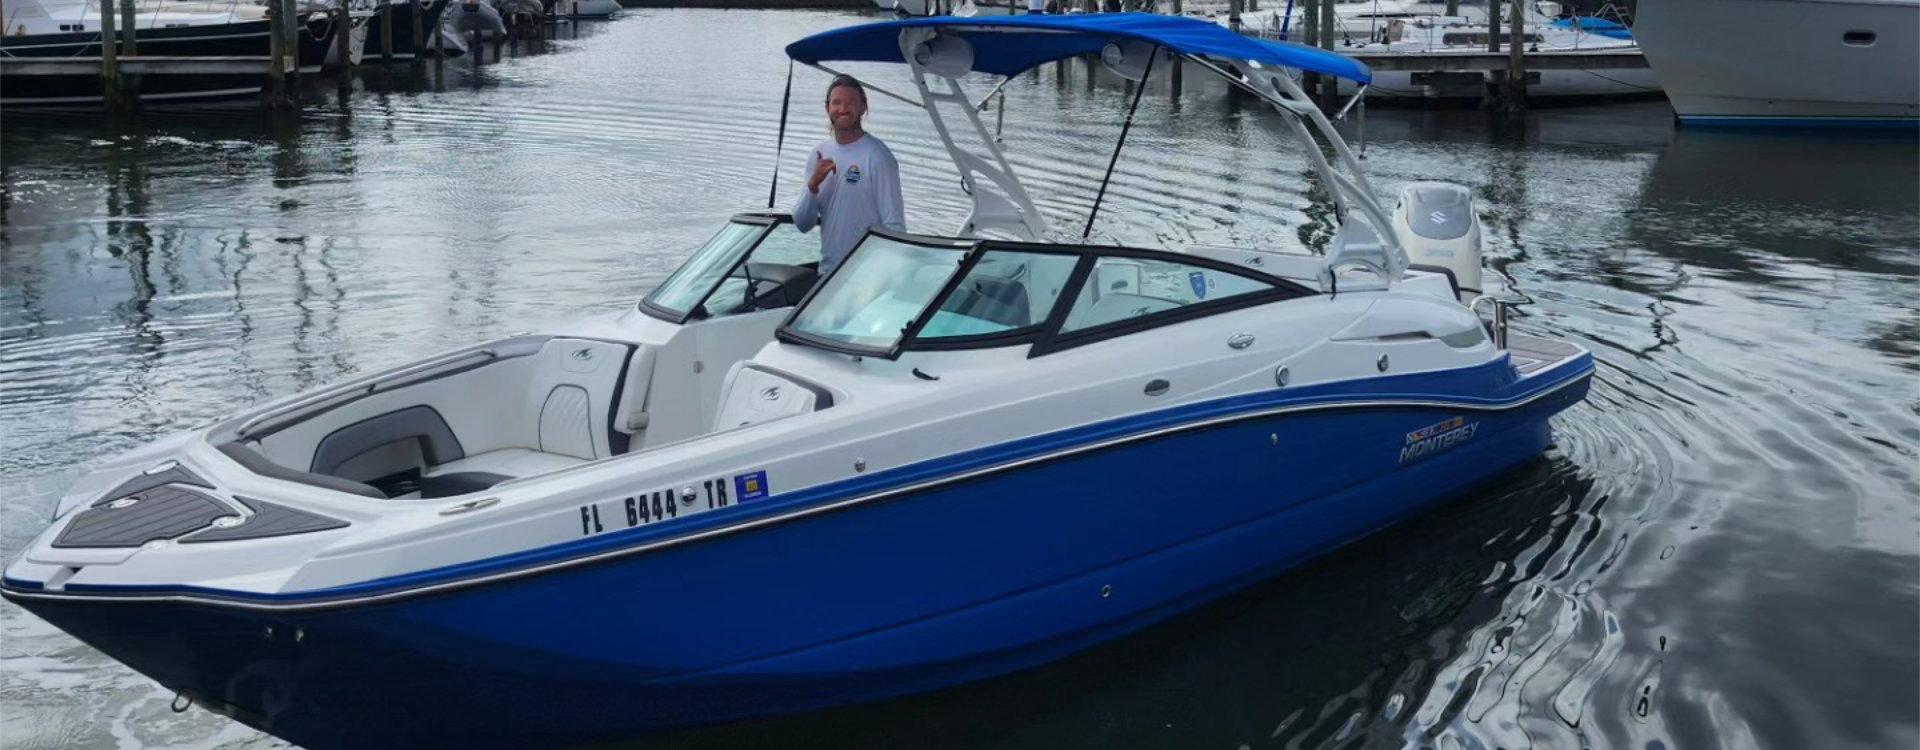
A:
1679;115;1920;131
6;355;1590;609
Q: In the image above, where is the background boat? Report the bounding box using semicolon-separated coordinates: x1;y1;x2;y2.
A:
1632;0;1919;127
0;0;342;106
360;0;459;58
1336;14;1660;100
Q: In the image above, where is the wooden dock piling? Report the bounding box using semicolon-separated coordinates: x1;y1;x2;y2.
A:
1298;0;1315;95
1503;0;1525;111
1488;0;1502;52
268;0;286;99
1317;0;1334;107
382;2;395;62
117;0;137;56
1169;0;1183;99
99;0;121;108
332;0;353;71
274;0;300;107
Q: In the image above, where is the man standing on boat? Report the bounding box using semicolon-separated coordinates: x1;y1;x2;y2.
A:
794;75;906;274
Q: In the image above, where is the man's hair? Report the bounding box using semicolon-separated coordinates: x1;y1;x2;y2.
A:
826;74;868;108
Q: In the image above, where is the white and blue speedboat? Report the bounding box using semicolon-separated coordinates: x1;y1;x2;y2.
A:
2;15;1592;750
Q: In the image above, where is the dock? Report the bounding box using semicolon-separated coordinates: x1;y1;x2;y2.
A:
1345;50;1647;72
2;0;308;110
0;57;286;77
1215;0;1654;110
4;0;1648;114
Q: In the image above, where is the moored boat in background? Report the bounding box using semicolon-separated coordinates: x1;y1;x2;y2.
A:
0;0;343;106
1336;14;1660;101
1632;0;1919;128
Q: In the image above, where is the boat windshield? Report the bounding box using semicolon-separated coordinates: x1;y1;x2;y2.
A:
641;215;822;324
645;220;773;319
783;234;970;354
781;231;1313;358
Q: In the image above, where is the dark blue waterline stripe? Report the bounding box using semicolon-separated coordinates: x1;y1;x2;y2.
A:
1679;115;1920;131
28;354;1590;604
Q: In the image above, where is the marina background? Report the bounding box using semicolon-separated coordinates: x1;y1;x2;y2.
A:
2;7;1917;750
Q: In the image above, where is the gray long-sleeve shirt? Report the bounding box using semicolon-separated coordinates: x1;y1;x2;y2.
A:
792;134;906;273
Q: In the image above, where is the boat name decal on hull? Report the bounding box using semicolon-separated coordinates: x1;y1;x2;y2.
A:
1398;416;1479;464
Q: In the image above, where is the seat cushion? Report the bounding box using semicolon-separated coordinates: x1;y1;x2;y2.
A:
424;448;588;481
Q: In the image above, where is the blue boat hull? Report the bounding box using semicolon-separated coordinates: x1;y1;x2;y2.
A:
7;360;1589;750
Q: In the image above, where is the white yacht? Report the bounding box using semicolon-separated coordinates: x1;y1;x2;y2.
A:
1633;0;1918;128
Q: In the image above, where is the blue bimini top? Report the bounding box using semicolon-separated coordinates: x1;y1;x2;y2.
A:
786;13;1373;84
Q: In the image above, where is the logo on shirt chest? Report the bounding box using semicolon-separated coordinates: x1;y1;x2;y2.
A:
844;164;862;185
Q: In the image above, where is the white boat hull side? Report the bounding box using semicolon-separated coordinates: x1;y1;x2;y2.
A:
1634;0;1920;126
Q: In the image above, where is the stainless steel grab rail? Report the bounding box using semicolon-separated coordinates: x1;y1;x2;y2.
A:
1470;294;1511;350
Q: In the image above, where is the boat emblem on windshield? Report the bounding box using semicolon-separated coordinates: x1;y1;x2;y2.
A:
758;386;781;401
1189;271;1209;299
571;348;593;361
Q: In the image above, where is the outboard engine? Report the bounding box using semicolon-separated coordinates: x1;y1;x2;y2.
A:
1392;181;1483;301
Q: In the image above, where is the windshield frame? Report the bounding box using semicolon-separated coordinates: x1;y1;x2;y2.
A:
775;229;1320;360
639;213;791;325
774;228;977;358
902;242;1090;352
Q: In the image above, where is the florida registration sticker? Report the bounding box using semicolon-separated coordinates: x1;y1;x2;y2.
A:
734;471;770;502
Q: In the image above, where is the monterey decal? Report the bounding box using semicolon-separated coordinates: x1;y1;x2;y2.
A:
1398;416;1479;464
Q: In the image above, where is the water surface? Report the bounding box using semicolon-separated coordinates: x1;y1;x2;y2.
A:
2;9;1916;750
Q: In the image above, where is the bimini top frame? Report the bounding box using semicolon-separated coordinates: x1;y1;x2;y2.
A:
784;13;1408;284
